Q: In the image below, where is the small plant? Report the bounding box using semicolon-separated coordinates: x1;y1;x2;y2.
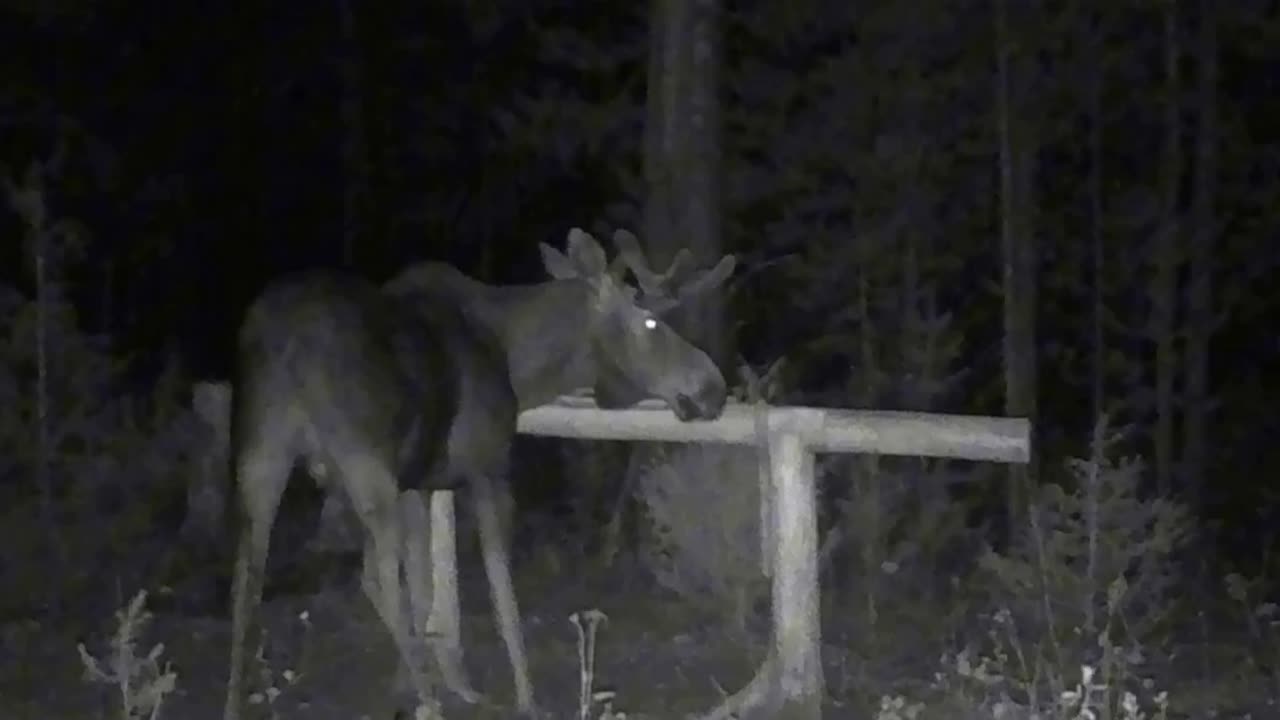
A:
1224;571;1280;695
246;608;323;720
571;609;626;720
77;589;178;720
1056;664;1169;720
874;694;924;720
248;629;299;720
412;700;447;720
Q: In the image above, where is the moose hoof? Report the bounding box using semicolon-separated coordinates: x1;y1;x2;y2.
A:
442;676;482;705
430;646;482;704
512;702;542;720
390;701;446;720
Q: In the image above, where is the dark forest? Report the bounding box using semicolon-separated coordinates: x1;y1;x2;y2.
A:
1;1;1277;718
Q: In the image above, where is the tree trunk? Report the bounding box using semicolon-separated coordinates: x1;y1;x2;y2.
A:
5;157;68;618
337;0;368;269
34;200;58;616
642;0;729;366
1153;0;1183;496
855;239;883;636
1184;0;1216;505
1088;9;1107;428
996;0;1040;542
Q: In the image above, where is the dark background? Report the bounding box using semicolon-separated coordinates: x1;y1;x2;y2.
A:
3;2;1280;718
2;2;610;379
2;0;1278;592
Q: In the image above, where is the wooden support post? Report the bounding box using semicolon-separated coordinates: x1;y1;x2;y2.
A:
698;408;825;720
768;410;824;718
426;489;462;656
756;401;774;579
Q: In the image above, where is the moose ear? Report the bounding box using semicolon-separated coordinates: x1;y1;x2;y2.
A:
565;227;608;277
540;242;578;279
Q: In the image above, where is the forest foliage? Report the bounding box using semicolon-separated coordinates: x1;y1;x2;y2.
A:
1;0;1279;716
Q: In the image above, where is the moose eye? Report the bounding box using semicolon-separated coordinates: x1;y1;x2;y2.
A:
642;316;659;330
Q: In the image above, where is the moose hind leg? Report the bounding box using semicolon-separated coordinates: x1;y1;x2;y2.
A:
223;442;292;720
472;472;535;715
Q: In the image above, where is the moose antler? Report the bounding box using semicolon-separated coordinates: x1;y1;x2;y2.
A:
611;229;736;313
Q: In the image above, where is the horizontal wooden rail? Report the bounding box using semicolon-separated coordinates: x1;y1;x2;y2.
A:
518;396;1031;463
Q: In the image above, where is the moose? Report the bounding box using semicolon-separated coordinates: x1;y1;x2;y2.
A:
222;227;735;720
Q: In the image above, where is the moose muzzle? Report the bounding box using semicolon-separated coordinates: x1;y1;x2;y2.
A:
674;378;727;421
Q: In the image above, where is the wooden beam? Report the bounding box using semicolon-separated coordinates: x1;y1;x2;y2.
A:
767;412;823;716
518;396;1031;463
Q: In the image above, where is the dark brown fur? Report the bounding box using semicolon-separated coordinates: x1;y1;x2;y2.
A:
223;229;732;720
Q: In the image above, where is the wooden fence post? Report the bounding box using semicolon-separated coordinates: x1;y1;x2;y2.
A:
767;408;824;718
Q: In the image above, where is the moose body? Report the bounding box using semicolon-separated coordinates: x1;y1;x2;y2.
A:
224;270;525;719
233;273;461;495
224;228;733;720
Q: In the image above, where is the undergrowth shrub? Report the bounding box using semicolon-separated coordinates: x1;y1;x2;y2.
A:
554;436;633;575
825;453;988;651
0;314;202;620
882;422;1193;719
0;265;202;619
972;447;1190;716
77;589;178;720
635;442;767;635
1220;571;1280;701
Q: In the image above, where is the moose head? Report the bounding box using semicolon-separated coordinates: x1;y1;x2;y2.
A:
539;228;735;421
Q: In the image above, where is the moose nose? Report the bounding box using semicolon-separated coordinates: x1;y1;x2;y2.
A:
673;394;701;421
701;381;728;417
674;381;727;422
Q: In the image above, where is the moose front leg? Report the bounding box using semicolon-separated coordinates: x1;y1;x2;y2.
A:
404;482;533;715
344;458;435;711
470;473;536;716
223;439;292;720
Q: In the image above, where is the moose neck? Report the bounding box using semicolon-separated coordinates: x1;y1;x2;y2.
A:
455;278;600;411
